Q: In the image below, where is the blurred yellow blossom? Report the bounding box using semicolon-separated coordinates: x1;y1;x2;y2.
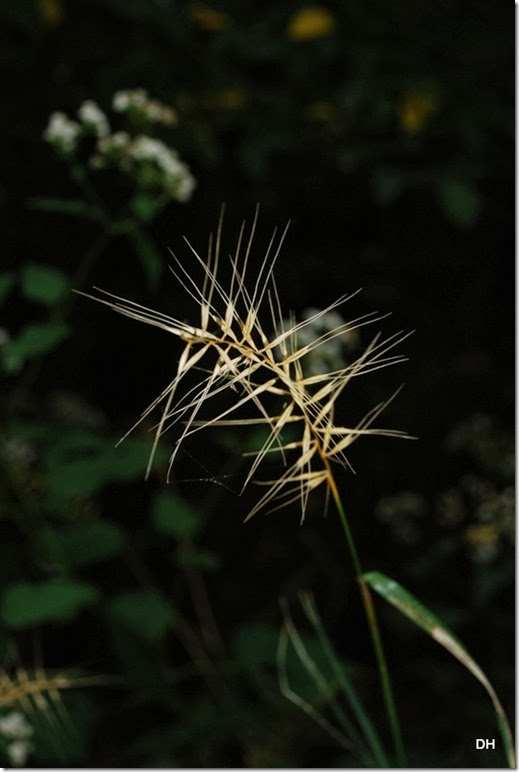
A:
464;522;499;547
187;2;229;31
212;90;246;109
305;100;335;121
37;0;64;26
398;92;436;134
287;6;335;40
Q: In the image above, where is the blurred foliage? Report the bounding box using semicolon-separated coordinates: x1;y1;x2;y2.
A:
0;0;513;767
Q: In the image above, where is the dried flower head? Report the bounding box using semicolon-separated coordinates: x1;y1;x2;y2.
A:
77;209;412;521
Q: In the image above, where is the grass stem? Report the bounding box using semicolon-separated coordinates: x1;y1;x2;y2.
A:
327;470;407;767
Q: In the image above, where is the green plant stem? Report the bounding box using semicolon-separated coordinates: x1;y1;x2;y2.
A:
328;472;407;767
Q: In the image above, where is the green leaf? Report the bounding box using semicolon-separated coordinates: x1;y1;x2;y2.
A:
44;432;106;499
109;590;173;643
152;492;201;538
27;196;100;220
0;272;15;304
437;179;481;228
64;522;125;567
1;580;98;628
104;437;157;481
130;193;161;222
3;321;69;370
362;571;515;767
21;264;70;305
43;431;161;502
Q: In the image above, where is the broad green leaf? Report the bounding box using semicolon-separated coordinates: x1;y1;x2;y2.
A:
3;321;69;370
43;431;162;501
362;571;515;767
64;522;125;567
109;590;173;643
0;272;15;304
104;437;155;480
21;264;70;305
1;580;98;628
152;492;201;538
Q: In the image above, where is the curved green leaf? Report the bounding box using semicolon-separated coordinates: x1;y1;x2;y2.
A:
362;571;515;768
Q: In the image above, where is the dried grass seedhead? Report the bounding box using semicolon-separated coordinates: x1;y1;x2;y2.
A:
77;208;413;521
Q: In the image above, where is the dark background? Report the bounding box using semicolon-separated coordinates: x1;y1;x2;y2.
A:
0;1;514;767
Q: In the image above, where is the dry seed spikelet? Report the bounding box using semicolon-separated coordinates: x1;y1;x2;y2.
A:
77;209;413;521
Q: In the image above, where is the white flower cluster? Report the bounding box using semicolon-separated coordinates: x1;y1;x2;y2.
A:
43;90;195;204
0;710;33;767
113;88;177;126
43;111;81;154
129;135;195;201
43;99;110;154
282;308;360;376
77;99;110;138
91;132;196;202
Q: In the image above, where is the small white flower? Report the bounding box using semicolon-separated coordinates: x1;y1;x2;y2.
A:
90;131;131;169
279;308;360;376
112;90;130;112
78;100;110;137
173;168;196;202
113;88;177;125
7;739;32;767
113;87;148;113
145;101;164;121
0;711;33;740
145;99;177;126
43;111;81;154
4;437;37;465
97;131;131;154
130;135;171;162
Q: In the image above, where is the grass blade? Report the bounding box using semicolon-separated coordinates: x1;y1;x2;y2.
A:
362;571;515;768
299;591;389;767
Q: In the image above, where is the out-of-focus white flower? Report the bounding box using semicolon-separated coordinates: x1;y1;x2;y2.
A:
126;135;195;201
130;135;173;162
0;711;33;766
102;130;131;149
175;170;197;202
43;111;81;154
4;436;37;465
113;87;147;112
0;711;33;740
113;88;177;126
7;738;32;767
280;308;360;376
89;131;131;169
78;100;110;137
